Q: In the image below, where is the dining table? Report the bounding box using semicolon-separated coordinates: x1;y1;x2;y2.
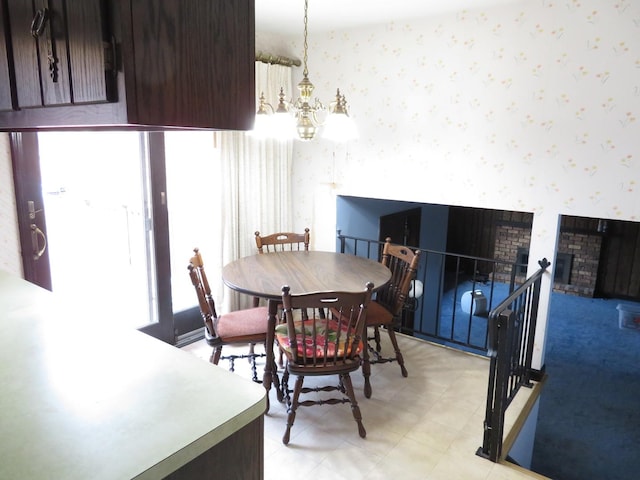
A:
221;250;392;408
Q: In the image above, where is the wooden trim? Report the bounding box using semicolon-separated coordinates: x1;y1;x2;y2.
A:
500;373;548;461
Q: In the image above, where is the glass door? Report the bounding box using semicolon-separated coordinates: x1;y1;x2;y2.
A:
37;131;159;329
165;130;222;342
11;130;214;344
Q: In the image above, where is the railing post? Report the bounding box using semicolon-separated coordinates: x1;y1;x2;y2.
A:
337;229;346;253
479;309;515;462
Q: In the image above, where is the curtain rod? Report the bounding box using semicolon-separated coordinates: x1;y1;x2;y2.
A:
256;51;301;67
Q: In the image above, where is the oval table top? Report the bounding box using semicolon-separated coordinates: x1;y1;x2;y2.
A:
222;250;391;299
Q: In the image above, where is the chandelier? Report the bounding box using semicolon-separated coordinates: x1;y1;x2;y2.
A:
254;0;357;142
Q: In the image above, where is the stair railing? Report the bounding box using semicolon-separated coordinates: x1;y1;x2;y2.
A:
476;258;550;462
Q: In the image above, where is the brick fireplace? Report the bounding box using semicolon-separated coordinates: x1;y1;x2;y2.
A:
493;221;602;297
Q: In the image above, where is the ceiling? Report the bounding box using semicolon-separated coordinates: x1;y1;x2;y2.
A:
255;0;525;35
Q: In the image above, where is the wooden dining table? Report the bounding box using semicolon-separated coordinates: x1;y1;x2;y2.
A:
222;250;392;407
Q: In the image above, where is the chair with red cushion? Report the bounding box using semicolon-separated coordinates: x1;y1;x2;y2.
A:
362;238;421;398
188;248;269;384
276;282;373;445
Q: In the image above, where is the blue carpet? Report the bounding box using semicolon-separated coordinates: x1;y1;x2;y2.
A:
438;282;640;479
438;280;510;351
531;294;640;480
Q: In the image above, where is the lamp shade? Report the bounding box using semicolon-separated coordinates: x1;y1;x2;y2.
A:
322;112;358;142
409;279;423;299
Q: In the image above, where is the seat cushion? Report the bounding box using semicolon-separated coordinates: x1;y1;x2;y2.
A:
275;318;363;359
366;300;394;326
216;306;269;341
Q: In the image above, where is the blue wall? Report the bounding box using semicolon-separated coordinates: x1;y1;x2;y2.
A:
336;195;449;248
336;195;449;332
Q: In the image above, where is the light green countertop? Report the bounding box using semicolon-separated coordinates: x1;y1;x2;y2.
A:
0;270;266;479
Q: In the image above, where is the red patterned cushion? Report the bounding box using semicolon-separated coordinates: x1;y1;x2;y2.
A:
275;318;363;359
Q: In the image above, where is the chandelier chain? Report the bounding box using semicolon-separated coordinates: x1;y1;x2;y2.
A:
302;0;309;78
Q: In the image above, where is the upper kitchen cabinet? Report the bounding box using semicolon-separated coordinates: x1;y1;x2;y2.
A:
120;0;255;130
6;0;115;109
0;1;15;111
0;0;255;131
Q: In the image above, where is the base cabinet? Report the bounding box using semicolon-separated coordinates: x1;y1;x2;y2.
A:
165;417;264;480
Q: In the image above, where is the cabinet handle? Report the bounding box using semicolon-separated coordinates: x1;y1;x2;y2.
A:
30;8;49;38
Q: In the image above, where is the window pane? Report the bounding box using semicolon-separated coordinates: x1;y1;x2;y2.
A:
38;131;157;328
165;131;222;313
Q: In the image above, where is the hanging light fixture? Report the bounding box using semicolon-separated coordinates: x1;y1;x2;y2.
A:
252;88;295;140
253;0;357;142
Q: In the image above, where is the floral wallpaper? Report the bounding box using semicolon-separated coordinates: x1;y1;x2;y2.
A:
255;0;640;253
0;134;21;275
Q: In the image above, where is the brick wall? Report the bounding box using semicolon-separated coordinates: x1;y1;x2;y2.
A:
557;231;602;296
493;225;602;297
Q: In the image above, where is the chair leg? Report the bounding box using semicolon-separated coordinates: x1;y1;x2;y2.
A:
341;373;366;438
374;326;382;352
250;355;259;383
281;367;290;406
362;344;373;399
386;327;408;377
283;375;303;445
210;346;222;365
271;355;282;401
248;342;255;363
277;349;284;369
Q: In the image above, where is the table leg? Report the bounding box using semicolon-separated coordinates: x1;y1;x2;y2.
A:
263;299;283;411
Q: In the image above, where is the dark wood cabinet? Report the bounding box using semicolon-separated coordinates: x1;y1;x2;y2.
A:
120;0;255;129
6;0;113;109
0;0;255;130
0;0;15;111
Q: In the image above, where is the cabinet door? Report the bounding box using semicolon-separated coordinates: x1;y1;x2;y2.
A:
35;0;72;106
7;0;43;108
7;0;112;109
0;1;15;111
66;0;115;104
124;0;255;129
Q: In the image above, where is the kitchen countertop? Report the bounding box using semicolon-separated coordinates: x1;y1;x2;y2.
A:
0;270;266;479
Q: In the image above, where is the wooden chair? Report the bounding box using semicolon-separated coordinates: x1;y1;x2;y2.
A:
254;228;311;367
253;228;311;310
188;248;268;383
362;238;421;398
254;228;310;254
276;283;373;445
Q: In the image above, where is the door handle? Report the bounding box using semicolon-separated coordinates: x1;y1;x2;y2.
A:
30;223;47;260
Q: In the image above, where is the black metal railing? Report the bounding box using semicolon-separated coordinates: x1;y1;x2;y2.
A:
337;232;525;354
476;258;550;462
337;232;549;463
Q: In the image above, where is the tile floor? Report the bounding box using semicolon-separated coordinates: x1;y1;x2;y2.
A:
181;331;547;480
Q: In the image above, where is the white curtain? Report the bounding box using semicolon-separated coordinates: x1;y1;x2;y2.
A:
218;62;293;311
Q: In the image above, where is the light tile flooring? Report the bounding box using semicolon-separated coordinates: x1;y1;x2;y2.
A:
182;331;548;480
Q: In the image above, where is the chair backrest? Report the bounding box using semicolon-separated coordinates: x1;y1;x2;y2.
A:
280;283;373;368
376;238;422;317
255;228;310;253
188;248;218;338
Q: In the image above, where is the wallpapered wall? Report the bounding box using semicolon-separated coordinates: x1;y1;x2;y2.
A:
257;0;640;253
256;0;639;367
0;134;21;276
